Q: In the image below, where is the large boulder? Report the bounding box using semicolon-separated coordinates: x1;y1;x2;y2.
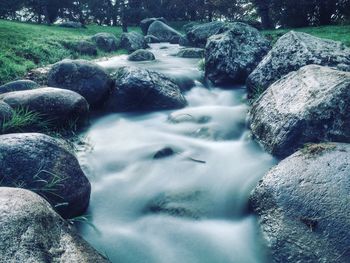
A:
205;23;271;85
0;133;91;218
59;21;83;28
144;35;161;44
140;17;167;35
120;32;148;53
128;49;155;61
186;21;232;48
249;65;350;158
48;59;112;108
0;80;39;94
250;143;350;263
176;48;204;58
91;33;119;52
0;187;109;262
247;31;350;97
0;101;13;125
104;66;187;112
1;87;89;129
147;21;183;42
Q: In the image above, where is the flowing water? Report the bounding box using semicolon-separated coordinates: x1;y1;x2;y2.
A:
77;44;277;263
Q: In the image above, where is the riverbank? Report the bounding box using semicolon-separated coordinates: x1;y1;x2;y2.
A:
0;20;139;85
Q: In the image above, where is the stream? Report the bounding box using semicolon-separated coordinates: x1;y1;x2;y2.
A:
77;43;277;263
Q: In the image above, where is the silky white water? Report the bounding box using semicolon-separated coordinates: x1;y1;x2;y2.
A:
77;44;276;263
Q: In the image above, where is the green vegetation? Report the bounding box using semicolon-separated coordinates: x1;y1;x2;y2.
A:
0;19;139;85
262;25;350;47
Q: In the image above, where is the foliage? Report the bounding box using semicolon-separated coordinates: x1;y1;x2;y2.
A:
0;20;137;85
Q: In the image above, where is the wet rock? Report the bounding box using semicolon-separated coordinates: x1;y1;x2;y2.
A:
91;33;119;52
179;35;190;47
186;21;232;48
59;21;83;28
1;87;89;128
247;31;350;97
0;187;109;262
0;101;13;125
0;133;91;218
183;22;200;33
0;80;39;94
144;35;161;43
249;65;350;158
169;35;181;44
128;49;156;61
153;147;175;159
250;143;350;263
205;23;270;85
176;48;204;58
120;32;148;53
105;66;187;112
147;21;183;42
64;40;98;56
48;59;112;108
171;76;196;91
140;17;167;35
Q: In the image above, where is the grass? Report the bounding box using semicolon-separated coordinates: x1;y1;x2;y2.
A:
0;19;140;85
262;25;350;47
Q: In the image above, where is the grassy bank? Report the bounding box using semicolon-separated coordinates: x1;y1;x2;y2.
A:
262;25;350;47
0;20;139;85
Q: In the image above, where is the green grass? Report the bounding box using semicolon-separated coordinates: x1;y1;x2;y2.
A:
0;19;140;85
262;25;350;47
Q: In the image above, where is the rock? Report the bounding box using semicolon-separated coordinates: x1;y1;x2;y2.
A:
0;101;13;124
205;23;271;85
249;65;350;158
186;21;232;48
120;32;148;53
140;17;167;35
26;65;52;86
250;143;350;263
1;87;89;128
66;40;98;56
247;31;350;97
183;22;200;33
169;35;181;44
104;66;187;112
147;21;183;42
0;187;109;262
153;147;175;159
91;33;119;52
59;21;83;28
128;49;156;61
176;48;204;58
48;59;112;108
179;36;190;47
0;133;91;218
0;80;39;94
144;35;161;43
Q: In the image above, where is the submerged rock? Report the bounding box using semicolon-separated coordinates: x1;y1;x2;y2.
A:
48;59;112;108
205;23;270;85
91;33;120;52
153;147;176;159
247;31;350;97
0;187;109;262
147;21;183;42
104;66;187;112
250;65;350;158
140;17;167;35
128;49;156;61
176;48;204;58
0;133;91;218
250;143;350;263
120;32;148;53
0;80;39;94
1;87;89;128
